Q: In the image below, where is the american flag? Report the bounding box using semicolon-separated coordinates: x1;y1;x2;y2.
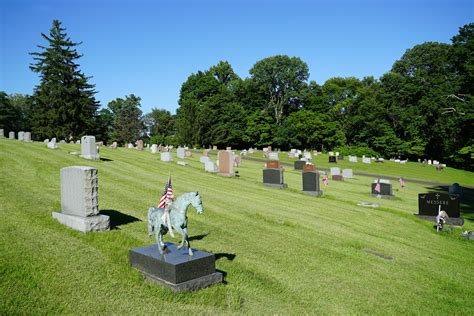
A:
399;177;405;188
374;178;381;193
158;176;174;208
322;175;329;187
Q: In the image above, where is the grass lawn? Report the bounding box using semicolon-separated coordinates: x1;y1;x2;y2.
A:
1;139;473;314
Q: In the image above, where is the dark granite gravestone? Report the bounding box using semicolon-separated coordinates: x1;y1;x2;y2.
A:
263;169;287;188
418;192;460;217
416;192;463;225
371;182;393;198
328;156;337;163
337;155;344;160
448;183;463;198
129;243;222;292
332;175;344;181
302;171;323;196
294;160;306;170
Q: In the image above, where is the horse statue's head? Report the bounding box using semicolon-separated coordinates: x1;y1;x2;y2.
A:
191;191;204;214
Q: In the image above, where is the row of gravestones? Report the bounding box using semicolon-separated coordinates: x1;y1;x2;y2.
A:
1;130;32;141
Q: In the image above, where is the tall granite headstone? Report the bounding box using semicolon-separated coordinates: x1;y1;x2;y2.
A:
302;165;322;196
52;166;109;232
218;150;234;177
263;160;287;188
417;192;463;225
80;136;100;160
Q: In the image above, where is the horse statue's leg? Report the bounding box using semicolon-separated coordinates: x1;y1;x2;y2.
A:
147;207;155;237
174;226;193;256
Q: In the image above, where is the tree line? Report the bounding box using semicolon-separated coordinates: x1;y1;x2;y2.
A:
0;20;472;169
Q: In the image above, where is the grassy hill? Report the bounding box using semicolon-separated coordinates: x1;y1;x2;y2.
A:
1;139;473;314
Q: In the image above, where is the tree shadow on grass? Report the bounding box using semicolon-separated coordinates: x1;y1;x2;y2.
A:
100;209;141;229
424;185;474;222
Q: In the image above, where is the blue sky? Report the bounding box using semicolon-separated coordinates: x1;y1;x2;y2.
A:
1;0;472;114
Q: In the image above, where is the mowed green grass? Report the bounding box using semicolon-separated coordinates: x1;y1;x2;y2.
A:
1;139;473;314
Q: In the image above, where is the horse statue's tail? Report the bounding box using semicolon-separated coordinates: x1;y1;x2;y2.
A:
148;207;157;237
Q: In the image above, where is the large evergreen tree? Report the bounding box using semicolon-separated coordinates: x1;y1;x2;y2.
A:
30;20;98;140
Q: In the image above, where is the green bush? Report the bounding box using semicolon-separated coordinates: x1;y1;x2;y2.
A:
333;145;380;157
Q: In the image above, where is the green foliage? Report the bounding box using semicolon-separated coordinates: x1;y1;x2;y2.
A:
249;55;309;124
0;92;20;132
108;95;144;145
29;20;98;140
333;145;379;157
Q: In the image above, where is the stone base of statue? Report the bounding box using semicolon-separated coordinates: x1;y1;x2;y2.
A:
415;215;464;226
129;243;223;292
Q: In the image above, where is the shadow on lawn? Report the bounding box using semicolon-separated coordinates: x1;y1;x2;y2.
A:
215;254;237;285
100;157;113;162
188;233;208;241
100;209;141;229
424;185;474;222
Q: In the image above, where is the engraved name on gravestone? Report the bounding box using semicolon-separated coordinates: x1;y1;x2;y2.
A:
52;166;109;232
418;192;460;217
80;136;100;160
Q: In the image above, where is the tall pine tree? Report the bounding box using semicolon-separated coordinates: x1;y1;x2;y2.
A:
30;20;98;140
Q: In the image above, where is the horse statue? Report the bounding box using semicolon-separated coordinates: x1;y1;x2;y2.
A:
147;191;203;256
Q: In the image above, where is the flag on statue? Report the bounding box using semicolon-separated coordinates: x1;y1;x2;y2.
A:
374;178;381;193
158;176;174;208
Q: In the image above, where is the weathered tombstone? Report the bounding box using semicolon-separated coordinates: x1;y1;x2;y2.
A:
161;152;172;162
448;183;463;198
328;156;337;163
294;160;306;170
150;144;158;153
302;167;323;196
205;161;218;173
342;169;353;178
417;192;462;225
128;143;134;149
217;151;234;177
70;141;74;144
177;147;186;159
18;131;25;141
234;155;241;167
371;179;393;198
200;156;211;163
263;160;287;188
0;129;4;138
9;131;15;139
349;156;358;163
203;149;210;157
52;166;109;232
23;132;32;142
362;157;371;164
212;146;217;150
330;167;341;176
136;140;144;150
80;136;100;160
47;138;58;149
185;150;192;157
109;142;118;149
268;152;279;160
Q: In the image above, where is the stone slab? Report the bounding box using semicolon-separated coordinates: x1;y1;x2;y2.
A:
52;212;110;232
129;243;222;292
303;190;323;196
415;215;464;226
61;166;98;217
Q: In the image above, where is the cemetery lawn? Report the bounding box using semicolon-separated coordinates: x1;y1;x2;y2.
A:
1;139;473;314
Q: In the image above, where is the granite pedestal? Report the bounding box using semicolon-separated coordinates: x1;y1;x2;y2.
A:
263;168;288;188
129;243;223;292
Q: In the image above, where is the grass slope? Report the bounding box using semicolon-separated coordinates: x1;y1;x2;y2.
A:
1;139;473;314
